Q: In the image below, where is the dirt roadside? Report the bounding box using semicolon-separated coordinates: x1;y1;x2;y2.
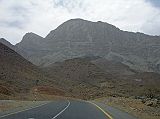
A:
95;97;160;119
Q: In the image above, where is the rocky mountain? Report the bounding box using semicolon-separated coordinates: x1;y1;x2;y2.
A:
0;38;28;59
0;38;15;50
15;19;160;73
0;42;64;99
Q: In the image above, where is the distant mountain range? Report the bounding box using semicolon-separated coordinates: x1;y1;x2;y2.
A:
13;19;160;73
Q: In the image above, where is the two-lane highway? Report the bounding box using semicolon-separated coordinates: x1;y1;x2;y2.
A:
0;100;137;119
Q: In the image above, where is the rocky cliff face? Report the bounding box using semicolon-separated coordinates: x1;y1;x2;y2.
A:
15;19;160;72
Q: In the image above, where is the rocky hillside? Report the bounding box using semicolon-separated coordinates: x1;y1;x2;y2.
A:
92;58;136;76
16;19;160;73
0;42;64;99
0;38;159;100
42;57;160;99
0;38;28;59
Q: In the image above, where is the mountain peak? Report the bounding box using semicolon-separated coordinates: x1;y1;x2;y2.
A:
45;18;119;40
23;32;43;39
67;18;87;22
16;32;46;53
63;18;92;23
63;18;111;26
19;32;44;44
65;18;119;28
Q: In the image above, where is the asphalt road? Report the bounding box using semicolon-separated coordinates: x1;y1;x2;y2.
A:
0;100;137;119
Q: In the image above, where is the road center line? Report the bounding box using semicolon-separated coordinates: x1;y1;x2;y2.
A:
52;100;70;119
88;101;113;119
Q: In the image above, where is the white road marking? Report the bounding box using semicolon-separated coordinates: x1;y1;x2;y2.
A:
0;102;50;118
52;100;70;119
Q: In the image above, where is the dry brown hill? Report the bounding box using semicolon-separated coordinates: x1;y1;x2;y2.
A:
42;57;160;99
0;42;65;99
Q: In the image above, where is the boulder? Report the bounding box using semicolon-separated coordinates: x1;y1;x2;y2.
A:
145;99;158;107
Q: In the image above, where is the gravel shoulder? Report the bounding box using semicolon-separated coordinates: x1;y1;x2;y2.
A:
95;97;160;119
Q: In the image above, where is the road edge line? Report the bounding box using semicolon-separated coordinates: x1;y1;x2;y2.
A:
52;100;70;119
0;101;50;118
88;101;113;119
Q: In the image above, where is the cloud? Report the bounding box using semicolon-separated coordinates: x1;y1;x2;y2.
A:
0;0;160;44
146;0;160;8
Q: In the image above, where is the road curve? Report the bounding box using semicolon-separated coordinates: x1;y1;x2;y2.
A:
0;100;137;119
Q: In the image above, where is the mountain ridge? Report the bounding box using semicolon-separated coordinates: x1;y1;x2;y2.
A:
13;18;160;73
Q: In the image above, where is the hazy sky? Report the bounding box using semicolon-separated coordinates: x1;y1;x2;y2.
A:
0;0;160;44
